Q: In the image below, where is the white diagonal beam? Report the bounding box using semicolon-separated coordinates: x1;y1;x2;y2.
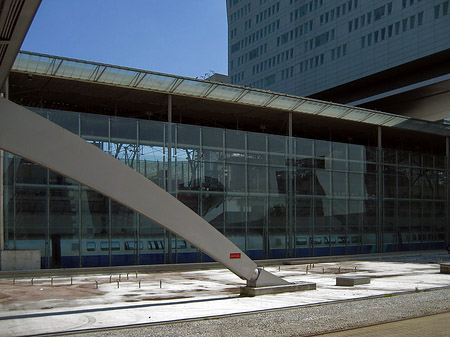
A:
0;99;289;286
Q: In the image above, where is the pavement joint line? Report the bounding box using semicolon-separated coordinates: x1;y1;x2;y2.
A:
12;285;450;337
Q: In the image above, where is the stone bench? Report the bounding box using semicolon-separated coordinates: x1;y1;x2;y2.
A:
440;263;450;274
336;276;370;286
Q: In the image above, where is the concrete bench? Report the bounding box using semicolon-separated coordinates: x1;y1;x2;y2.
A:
440;263;450;274
336;276;370;286
240;281;316;297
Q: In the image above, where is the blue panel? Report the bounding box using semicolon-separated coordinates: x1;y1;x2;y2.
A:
177;252;198;263
61;256;80;268
247;250;264;260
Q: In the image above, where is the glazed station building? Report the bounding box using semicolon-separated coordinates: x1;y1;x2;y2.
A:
1;50;449;269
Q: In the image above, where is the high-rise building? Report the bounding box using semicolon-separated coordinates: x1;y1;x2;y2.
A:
227;0;450;120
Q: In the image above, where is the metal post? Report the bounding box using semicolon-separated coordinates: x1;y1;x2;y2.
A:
377;126;383;253
0;148;3;251
167;95;173;263
446;137;449;248
287;112;294;257
0;77;7;252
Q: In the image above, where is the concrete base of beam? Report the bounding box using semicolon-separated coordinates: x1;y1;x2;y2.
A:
440;263;450;274
240;281;316;297
336;276;370;286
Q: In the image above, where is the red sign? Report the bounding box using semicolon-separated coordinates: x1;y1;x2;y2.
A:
230;253;241;259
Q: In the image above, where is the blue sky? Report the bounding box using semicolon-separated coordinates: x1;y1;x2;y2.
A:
22;0;229;78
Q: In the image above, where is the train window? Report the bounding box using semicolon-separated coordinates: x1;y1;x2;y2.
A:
100;241;109;251
111;241;120;251
148;240;164;250
125;241;144;250
338;236;347;244
86;242;96;251
351;236;361;243
324;237;336;244
296;237;308;245
313;237;322;244
176;240;187;249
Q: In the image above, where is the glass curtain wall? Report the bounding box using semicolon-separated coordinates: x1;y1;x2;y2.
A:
2;108;447;268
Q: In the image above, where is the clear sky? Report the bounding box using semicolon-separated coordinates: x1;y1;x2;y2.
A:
21;0;229;78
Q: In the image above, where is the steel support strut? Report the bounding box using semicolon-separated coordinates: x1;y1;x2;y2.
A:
0;99;289;287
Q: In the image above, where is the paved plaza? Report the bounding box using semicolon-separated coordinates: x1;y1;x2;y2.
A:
1;252;450;336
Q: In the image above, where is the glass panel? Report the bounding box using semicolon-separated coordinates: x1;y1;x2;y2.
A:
362;200;377;253
206;85;242;101
296;138;313;156
383;200;396;252
248;165;267;193
348;200;363;254
333;172;347;197
295;198;312;257
226;130;245;151
268;197;287;258
14;186;47;267
248;132;266;152
398;200;410;250
315;170;331;196
314;198;330;256
384;166;397;198
268;96;299;110
349;173;364;197
49;183;80;268
269;166;286;194
239;91;273;105
111;201;136;266
139;216;166;265
80;113;108;139
331;199;347;255
247;197;265;259
226;163;246;192
81;190;109;267
48;109;79;134
295;168;312;195
398;167;410;198
175;80;211;96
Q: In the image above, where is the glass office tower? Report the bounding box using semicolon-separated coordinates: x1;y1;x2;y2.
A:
2;107;447;268
227;1;450;100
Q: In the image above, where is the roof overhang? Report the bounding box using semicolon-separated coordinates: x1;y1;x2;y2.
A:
11;51;450;137
0;0;41;89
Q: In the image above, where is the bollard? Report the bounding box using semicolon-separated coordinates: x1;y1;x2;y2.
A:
117;281;120;289
110;275;112;283
322;268;325;274
135;271;138;278
95;280;98;289
119;274;121;282
313;263;315;268
127;273;129;280
306;266;308;274
338;267;341;274
71;277;73;286
13;278;15;285
51;278;53;286
139;280;141;289
31;278;34;285
278;266;280;271
160;280;162;288
354;267;357;272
